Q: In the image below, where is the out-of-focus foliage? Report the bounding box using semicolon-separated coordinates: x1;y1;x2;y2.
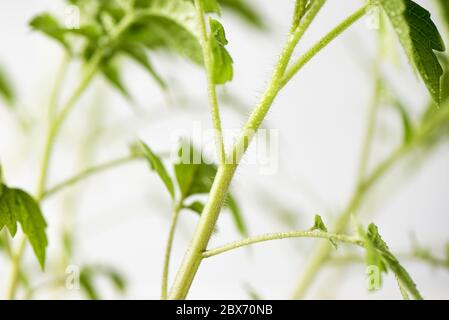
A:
0;66;14;106
80;265;126;300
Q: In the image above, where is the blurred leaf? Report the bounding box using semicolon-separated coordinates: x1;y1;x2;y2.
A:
0;184;48;268
218;0;265;28
367;223;422;299
101;62;131;99
122;44;167;89
184;201;205;215
310;214;336;248
380;0;445;104
209;18;233;84
129;0;202;64
29;14;69;49
131;141;175;200
225;194;248;237
436;0;449;32
392;100;414;144
80;265;127;300
0;66;15;106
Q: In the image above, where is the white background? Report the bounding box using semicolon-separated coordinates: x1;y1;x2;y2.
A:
0;0;448;299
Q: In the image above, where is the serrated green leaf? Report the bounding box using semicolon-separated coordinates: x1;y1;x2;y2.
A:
209;18;234;84
0;66;15;106
174;142;216;199
29;14;69;49
0;185;48;268
367;223;423;300
380;0;445;104
132;141;175;199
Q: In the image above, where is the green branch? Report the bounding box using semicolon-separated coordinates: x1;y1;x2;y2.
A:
43;155;140;200
203;230;364;258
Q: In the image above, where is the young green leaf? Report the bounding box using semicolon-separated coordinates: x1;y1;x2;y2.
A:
380;0;445;104
310;214;328;232
0;185;48;268
310;214;337;248
132;141;175;199
0;66;15;106
367;223;423;300
209;18;234;84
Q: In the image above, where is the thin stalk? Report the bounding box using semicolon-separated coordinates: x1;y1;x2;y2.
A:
161;202;183;300
43;155;140;200
282;4;368;88
4;236;26;299
47;52;71;119
203;230;364;258
168;1;327;300
194;0;226;164
291;0;308;33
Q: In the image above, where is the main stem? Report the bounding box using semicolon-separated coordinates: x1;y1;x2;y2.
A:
168;1;328;299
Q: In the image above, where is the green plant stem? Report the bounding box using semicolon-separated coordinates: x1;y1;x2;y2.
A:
168;1;327;300
47;52;71;119
4;235;26;299
43;155;140;200
281;4;368;88
194;0;226;164
161;202;183;300
4;11;137;300
203;230;364;258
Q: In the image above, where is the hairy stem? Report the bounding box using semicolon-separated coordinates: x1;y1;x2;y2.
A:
194;0;226;164
203;230;364;258
161;202;183;300
168;0;327;300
